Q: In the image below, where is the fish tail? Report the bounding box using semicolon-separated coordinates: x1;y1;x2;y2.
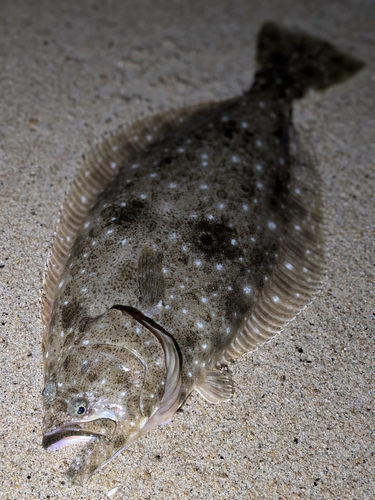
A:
256;22;364;96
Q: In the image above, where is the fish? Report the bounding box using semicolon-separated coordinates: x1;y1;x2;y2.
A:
40;22;363;484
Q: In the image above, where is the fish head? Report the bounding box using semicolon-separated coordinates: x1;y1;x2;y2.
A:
42;308;181;483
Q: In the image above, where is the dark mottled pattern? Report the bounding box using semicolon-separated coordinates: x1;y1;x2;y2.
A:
41;22;363;484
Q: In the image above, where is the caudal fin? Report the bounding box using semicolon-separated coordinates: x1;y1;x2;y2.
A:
256;22;364;96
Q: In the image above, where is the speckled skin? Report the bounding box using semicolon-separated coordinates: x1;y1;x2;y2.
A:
51;93;291;392
42;23;363;483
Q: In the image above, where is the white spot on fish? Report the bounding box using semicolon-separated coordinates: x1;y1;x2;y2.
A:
243;286;252;295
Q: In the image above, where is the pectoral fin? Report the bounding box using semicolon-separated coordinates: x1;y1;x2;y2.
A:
138;247;165;315
195;369;234;404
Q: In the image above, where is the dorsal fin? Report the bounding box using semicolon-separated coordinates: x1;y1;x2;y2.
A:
41;100;229;354
219;128;326;364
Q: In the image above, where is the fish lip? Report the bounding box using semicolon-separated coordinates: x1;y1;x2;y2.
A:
42;424;101;450
43;411;118;450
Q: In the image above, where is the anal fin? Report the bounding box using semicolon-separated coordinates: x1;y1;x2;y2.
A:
195;369;234;404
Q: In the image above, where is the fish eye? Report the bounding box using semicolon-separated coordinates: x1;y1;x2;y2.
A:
70;398;88;416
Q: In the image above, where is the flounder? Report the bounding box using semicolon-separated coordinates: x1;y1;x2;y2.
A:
41;22;363;483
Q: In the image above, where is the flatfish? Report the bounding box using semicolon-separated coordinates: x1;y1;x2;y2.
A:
41;22;363;483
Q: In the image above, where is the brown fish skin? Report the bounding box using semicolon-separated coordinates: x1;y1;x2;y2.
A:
41;22;364;484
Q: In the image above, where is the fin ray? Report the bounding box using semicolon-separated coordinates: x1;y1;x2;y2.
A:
195;369;234;404
138;247;165;314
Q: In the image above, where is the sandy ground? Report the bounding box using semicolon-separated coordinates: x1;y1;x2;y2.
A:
0;0;374;498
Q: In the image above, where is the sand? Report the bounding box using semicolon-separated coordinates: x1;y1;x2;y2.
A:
0;0;373;498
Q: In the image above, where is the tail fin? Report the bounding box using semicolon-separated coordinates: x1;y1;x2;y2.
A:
256;22;364;96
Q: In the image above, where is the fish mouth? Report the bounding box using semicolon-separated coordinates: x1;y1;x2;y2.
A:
43;418;117;452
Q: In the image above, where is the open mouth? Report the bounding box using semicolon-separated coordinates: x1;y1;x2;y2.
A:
42;425;99;451
43;414;117;452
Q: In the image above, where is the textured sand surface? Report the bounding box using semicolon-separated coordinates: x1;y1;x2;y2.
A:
0;1;373;498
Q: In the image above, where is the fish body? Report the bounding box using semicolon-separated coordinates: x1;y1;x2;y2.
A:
41;23;363;483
